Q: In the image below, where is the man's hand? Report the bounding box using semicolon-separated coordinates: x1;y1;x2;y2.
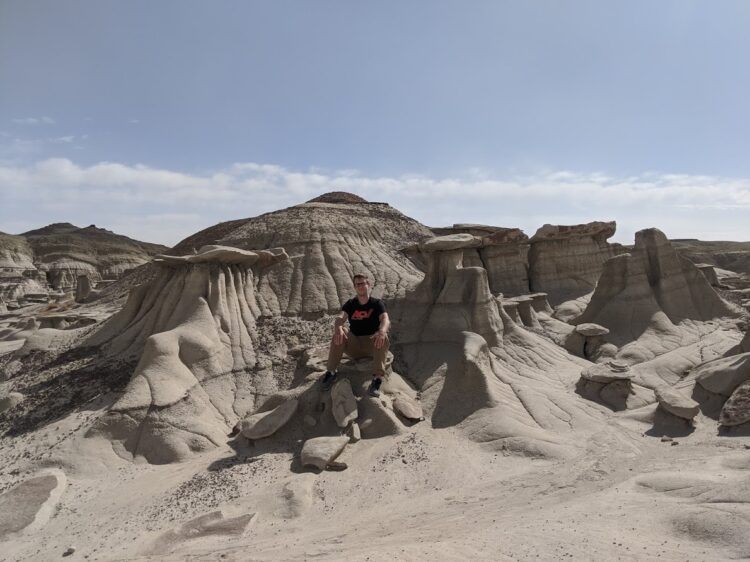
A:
371;329;388;350
333;326;348;346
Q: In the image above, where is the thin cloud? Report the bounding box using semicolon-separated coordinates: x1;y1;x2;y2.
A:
1;158;749;245
11;116;55;125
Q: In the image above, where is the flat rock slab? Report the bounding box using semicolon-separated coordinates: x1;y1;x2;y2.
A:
240;399;298;440
721;380;750;426
0;470;66;539
575;323;610;337
655;386;700;420
149;510;255;555
420;233;481;252
301;436;349;470
696;353;750;396
393;394;424;420
331;379;358;428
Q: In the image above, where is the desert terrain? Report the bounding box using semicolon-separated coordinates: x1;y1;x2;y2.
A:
1;193;750;561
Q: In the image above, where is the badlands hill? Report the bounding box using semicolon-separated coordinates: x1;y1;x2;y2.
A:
0;193;749;561
0;223;167;304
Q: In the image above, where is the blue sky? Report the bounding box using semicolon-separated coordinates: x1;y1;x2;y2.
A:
1;1;749;245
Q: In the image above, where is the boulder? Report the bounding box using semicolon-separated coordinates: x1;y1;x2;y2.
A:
655;386;700;420
720;380;750;427
0;391;24;413
300;436;349;470
240;399;298;440
331;379;358;428
392;394;424;420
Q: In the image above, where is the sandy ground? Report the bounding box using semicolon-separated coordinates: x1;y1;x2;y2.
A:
2;399;750;561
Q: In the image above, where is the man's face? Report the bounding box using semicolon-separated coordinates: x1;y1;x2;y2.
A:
354;278;370;297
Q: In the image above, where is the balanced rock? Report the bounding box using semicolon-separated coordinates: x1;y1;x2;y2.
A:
655;386;700;420
331;379;358;428
300;436;349;470
240;399;298;440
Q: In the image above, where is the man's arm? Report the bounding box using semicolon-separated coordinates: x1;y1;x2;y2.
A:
333;311;348;345
372;312;390;349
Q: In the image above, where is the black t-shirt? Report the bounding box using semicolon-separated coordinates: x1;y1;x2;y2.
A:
342;297;386;336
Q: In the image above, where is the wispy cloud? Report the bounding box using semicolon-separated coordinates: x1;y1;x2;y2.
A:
1;158;749;246
11;116;55;125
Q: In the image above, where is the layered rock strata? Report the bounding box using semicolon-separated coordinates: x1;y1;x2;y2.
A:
430;225;530;296
528;221;619;305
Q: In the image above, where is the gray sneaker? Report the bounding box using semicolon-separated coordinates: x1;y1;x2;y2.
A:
368;377;382;397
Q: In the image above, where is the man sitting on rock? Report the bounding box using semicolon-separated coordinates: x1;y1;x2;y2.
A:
321;273;390;397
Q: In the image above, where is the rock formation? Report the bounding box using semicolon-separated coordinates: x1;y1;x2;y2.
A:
574;228;738;364
394;233;601;458
528;221;619;305
430;224;530;296
173;195;433;317
86;245;288;463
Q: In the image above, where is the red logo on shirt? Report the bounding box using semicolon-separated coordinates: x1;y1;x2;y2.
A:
351;309;374;320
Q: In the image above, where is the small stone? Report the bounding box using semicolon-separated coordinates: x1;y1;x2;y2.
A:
671;441;679;446
331;379;358;428
63;547;76;557
303;415;317;427
301;436;349;470
325;461;348;471
661;436;673;442
348;422;361;443
240;399;298;440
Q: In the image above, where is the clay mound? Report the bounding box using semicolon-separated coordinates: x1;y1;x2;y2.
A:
22;223;168;292
528;221;620;305
393;234;601;458
306;191;368;204
85;245;288;463
172;197;433;317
